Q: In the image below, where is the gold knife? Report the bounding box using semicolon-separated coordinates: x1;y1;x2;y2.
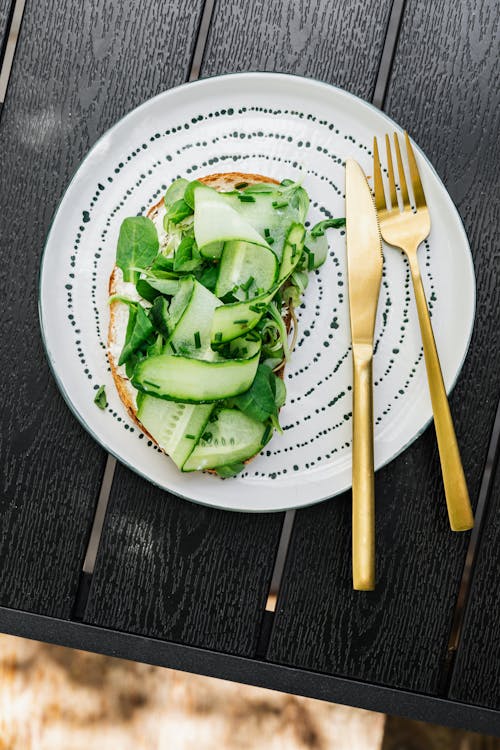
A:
345;159;383;591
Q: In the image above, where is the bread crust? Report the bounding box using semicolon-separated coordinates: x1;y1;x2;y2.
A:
108;172;284;458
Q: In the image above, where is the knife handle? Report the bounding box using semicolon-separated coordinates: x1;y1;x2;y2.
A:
408;254;474;531
352;344;376;591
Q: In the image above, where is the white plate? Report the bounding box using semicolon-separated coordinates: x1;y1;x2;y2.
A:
39;73;475;513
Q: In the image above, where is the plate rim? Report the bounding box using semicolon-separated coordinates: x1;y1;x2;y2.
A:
38;71;476;513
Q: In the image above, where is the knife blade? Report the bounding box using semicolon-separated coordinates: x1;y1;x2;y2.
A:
345;159;383;590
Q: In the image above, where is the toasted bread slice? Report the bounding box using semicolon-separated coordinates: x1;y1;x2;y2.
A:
108;172;285;457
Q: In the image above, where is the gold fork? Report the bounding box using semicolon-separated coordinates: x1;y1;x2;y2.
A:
373;132;474;531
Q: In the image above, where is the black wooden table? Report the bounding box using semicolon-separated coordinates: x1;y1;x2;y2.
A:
1;0;499;736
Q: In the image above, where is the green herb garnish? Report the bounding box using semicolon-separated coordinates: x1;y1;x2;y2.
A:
238;194;256;203
272;200;289;209
310;217;346;237
194;331;201;348
94;385;107;410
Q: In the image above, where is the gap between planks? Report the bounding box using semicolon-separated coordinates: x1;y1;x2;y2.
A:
439;396;500;695
0;0;25;110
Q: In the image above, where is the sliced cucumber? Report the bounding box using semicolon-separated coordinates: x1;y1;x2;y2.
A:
167;279;221;360
304;230;329;269
132;338;261;403
278;222;306;283
211;288;275;343
168;276;195;329
194;185;268;255
222;186;308;261
137;396;214;469
215;240;278;299
183;408;266;471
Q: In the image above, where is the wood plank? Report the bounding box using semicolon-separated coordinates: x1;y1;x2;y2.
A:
268;0;500;693
0;0;12;59
201;0;393;100
450;451;500;708
0;0;203;617
84;0;392;655
85;473;284;655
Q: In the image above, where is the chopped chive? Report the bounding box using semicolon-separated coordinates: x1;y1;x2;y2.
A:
255;287;265;295
262;424;273;444
241;276;254;292
264;228;271;237
143;380;160;389
267;236;275;245
245;331;261;341
238;194;256;202
249;303;266;313
185;434;196;439
234;319;249;325
194;331;201;348
234;181;248;189
272;200;288;209
202;431;212;441
308;252;315;270
214;332;223;342
241;347;248;355
170;341;177;353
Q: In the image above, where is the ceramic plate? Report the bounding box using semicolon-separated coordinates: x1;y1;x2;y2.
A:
39;73;475;512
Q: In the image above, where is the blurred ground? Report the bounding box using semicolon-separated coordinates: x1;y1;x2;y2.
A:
0;634;498;749
0;634;384;750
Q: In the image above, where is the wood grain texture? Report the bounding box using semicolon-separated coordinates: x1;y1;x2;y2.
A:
0;0;12;59
201;0;393;100
268;0;500;693
83;0;393;655
450;459;500;708
85;470;284;656
0;0;203;616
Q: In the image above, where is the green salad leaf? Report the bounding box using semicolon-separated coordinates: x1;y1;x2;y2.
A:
116;217;159;283
166;198;192;225
118;304;154;365
174;236;203;272
227;364;284;429
164;178;189;208
149;296;170;339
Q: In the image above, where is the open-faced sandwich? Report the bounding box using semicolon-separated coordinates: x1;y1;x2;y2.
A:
108;172;344;477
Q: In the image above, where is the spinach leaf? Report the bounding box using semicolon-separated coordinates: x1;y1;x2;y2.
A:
310;217;346;237
197;264;218;292
164;178;189;208
136;278;160;304
214;462;246;478
166;198;192;225
94;385;107;410
151;254;174;272
144;277;179;296
148;333;164;357
116;216;159;283
228;365;281;424
118;304;154;365
149;296;170;338
183;179;204;209
174;236;202;272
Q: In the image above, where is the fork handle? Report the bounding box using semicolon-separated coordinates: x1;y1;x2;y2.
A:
352;344;376;590
408;253;474;531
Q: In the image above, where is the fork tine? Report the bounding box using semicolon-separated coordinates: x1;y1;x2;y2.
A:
373;137;386;211
385;134;397;209
404;131;427;208
393;132;411;209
